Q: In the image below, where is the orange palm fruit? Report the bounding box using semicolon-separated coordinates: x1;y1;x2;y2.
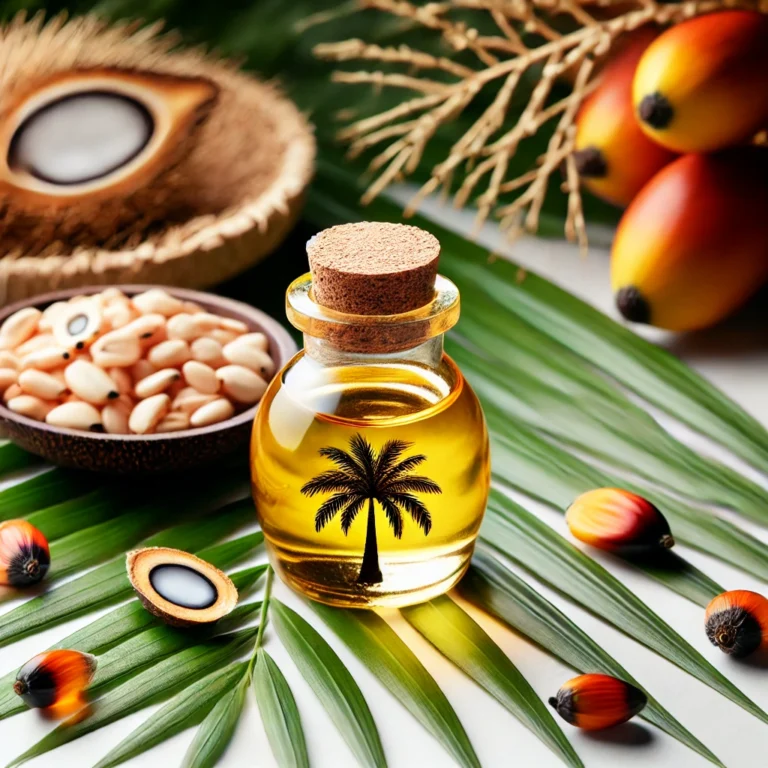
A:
14;649;97;717
566;488;674;552
573;27;675;207
611;149;768;331
705;590;768;658
0;519;50;586
633;11;768;153
549;674;647;730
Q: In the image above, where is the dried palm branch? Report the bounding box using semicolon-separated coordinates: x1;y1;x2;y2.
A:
316;0;767;250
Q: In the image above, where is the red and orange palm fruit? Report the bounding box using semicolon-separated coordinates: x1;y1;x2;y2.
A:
633;11;768;153
549;674;647;730
0;519;50;586
573;27;675;207
611;149;768;331
14;649;97;717
705;590;768;658
566;488;674;553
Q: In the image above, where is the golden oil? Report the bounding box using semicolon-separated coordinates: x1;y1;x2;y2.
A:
250;222;490;608
252;352;489;607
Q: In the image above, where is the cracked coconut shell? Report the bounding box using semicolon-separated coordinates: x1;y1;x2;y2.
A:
0;14;315;304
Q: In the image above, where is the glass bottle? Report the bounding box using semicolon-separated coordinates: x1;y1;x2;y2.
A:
251;222;490;608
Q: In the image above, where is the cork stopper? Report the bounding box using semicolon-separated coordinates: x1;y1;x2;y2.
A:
307;222;440;315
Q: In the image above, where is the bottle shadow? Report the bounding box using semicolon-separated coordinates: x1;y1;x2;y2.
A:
581;722;655;747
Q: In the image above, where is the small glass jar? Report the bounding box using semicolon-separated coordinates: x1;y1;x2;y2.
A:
251;227;490;608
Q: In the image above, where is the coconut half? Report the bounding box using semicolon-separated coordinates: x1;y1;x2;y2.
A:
0;15;315;303
127;546;239;627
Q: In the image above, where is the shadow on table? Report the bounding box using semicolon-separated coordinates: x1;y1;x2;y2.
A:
581;722;655;747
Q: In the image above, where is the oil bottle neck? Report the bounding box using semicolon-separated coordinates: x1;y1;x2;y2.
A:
303;334;445;369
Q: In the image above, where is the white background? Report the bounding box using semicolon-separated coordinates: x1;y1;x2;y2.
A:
0;195;766;767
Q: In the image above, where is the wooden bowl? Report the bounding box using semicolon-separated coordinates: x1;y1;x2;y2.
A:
0;286;297;474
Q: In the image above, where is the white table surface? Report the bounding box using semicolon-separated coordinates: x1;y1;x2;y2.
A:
0;193;766;768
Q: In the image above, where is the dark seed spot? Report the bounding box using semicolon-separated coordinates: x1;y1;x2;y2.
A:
107;390;119;399
638;92;674;129
706;607;763;657
572;147;608;178
141;332;152;339
75;341;85;350
616;287;651;324
63;352;70;359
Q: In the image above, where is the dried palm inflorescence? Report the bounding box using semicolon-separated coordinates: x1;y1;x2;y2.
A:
316;0;767;250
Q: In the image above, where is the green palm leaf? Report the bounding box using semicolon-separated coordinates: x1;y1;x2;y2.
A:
93;663;248;768
487;416;768;584
7;629;258;768
0;567;265;720
403;596;583;768
183;674;248;768
459;549;724;767
272;599;385;768
484;491;767;724
0;469;95;521
253;650;310;768
313;603;481;768
0;504;260;647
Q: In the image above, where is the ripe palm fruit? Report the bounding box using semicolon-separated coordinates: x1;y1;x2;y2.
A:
705;590;768;658
0;519;50;586
612;149;768;331
566;488;674;552
633;11;768;153
14;649;97;717
549;674;647;730
573;27;675;207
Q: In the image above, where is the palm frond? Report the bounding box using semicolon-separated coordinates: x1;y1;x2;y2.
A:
380;476;442;495
315;493;353;531
318;446;366;478
387;493;432;535
301;470;363;497
373;439;410;480
340;495;366;534
379;497;404;539
379;455;427;483
348;434;376;480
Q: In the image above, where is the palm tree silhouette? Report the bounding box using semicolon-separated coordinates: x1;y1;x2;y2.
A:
301;434;442;584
